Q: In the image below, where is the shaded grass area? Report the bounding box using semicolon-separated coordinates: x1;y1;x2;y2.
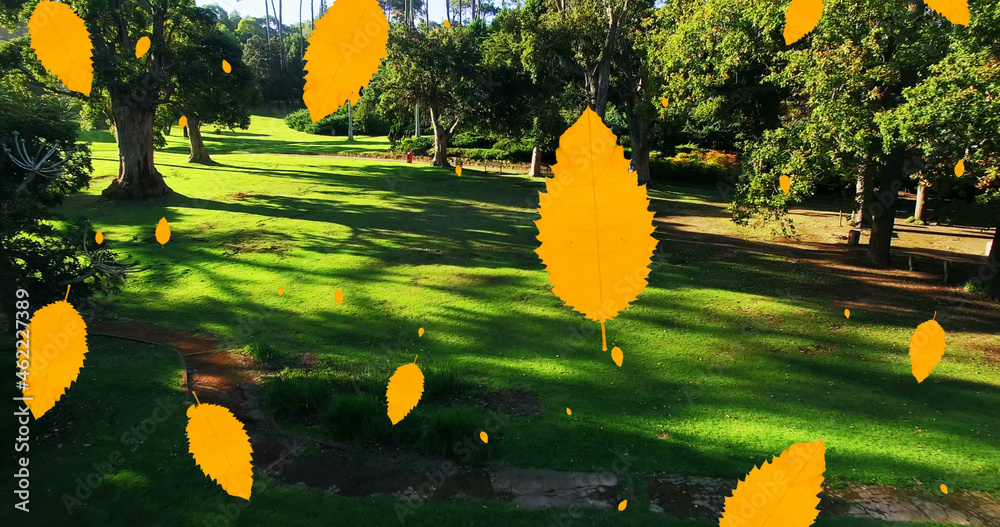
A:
57;114;1000;505
17;339;970;526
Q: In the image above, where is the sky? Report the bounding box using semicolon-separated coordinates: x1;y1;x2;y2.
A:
197;0;450;25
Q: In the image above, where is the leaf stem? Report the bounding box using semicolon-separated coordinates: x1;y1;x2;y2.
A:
193;391;201;405
64;284;71;301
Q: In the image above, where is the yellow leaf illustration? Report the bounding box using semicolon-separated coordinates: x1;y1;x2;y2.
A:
28;1;93;95
909;314;946;383
95;230;103;244
222;59;232;73
444;20;451;28
386;357;424;425
179;116;188;129
783;0;823;45
535;108;657;351
480;431;488;443
155;217;170;246
618;500;627;511
21;286;89;419
456;165;463;177
566;407;572;415
955;159;965;177
941;484;948;494
780;175;791;195
844;309;850;319
926;0;970;25
279;286;284;296
611;346;623;367
186;393;254;500
335;289;344;305
661;97;669;107
303;0;389;122
720;439;826;527
418;327;424;337
135;36;150;58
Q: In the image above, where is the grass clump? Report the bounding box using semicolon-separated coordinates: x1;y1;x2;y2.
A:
243;340;279;364
420;405;484;456
261;371;330;418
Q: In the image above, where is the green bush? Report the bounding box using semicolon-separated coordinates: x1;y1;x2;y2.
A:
964;278;986;296
424;365;463;398
649;150;739;186
452;133;493;148
398;136;434;155
261;372;330;418
420;405;484;456
243;340;279;364
306;114;348;136
284;109;312;132
320;394;380;441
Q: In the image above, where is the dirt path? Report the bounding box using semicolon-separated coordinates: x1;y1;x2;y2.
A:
89;321;1000;525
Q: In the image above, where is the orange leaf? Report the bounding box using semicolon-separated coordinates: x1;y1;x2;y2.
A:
335;289;344;305
780;175;791;195
95;230;103;244
135;36;150;58
456;165;463;177
844;309;850;319
941;484;949;494
720;439;826;527
222;59;232;73
566;407;572;415
443;20;451;28
925;0;969;25
155;217;170;246
28;1;93;95
618;500;627;511
783;0;823;45
909;317;946;383
955;159;965;177
303;0;389;122
611;346;623;367
21;286;89;419
386;359;424;424
534;108;657;351
480;431;488;443
661;97;669;107
418;327;424;337
186;396;254;499
179;116;188;129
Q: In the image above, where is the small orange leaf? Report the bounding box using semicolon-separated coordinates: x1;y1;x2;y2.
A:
155;217;170;246
335;289;344;305
926;0;970;25
780;175;791;194
955;159;965;177
21;286;88;419
303;0;389;122
844;309;850;319
661;97;669;107
222;59;232;73
179;116;188;129
28;1;93;95
720;439;826;527
618;500;627;511
480;431;488;443
386;359;424;424
783;0;823;45
278;287;284;296
611;346;623;367
443;20;451;28
186;395;254;499
95;230;103;244
456;165;462;177
135;36;150;58
941;484;949;494
418;327;424;337
566;408;572;415
909;316;946;383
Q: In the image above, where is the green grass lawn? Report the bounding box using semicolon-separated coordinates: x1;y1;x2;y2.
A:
31;114;1000;525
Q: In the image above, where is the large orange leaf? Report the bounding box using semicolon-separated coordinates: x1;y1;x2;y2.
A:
783;0;823;45
21;286;89;419
386;358;424;425
909;316;946;383
534;108;657;350
186;395;254;500
720;440;826;527
27;0;93;95
925;0;970;25
303;0;388;122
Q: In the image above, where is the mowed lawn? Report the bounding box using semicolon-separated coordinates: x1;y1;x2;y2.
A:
30;116;999;524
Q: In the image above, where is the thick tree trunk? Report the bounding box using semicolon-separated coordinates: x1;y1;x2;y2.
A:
625;96;651;186
851;170;873;227
528;144;543;177
987;228;999;300
187;117;212;164
866;150;904;267
914;180;927;222
867;203;896;267
102;96;172;200
428;105;455;167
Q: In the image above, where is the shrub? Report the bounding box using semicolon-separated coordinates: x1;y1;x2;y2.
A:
261;372;330;418
452;133;493;148
242;340;279;364
398;136;434;155
964;278;986;296
424;365;463;398
320;394;380;441
420;405;484;456
284;109;312;132
305;114;348;136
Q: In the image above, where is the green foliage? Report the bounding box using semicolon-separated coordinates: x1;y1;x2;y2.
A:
243;340;279;364
397;136;434;155
420;405;484;456
320;394;381;441
451;133;493;148
261;372;330;418
284;109;313;132
650;150;739;186
964;278;986;296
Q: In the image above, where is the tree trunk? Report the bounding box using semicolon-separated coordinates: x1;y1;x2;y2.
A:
429;105;454;168
187;117;212;164
528;144;543;177
311;0;315;29
446;0;451;24
624;90;651;186
987;227;1000;300
914;180;927;222
102;96;172;200
347;103;354;141
264;0;272;41
866;151;904;267
851;169;874;227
